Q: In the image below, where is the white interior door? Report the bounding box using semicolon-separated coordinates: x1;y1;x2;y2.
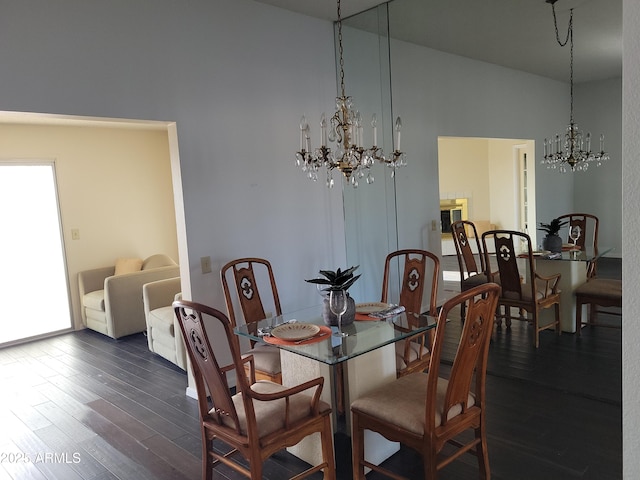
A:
0;162;72;345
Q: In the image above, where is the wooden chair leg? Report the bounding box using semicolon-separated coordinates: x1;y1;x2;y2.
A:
475;423;490;480
424;446;438;479
576;298;584;337
351;413;365;480
321;416;336;480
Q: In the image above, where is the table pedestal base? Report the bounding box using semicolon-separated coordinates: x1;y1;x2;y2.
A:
535;258;588;333
281;343;399;468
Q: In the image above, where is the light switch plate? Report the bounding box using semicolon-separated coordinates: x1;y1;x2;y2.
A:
200;256;212;274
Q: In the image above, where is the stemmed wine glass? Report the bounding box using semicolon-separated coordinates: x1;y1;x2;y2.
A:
329;289;348;337
570;225;581;250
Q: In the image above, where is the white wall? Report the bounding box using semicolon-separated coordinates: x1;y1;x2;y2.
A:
0;122;178;330
0;0;345;315
622;0;640;477
574;77;623;255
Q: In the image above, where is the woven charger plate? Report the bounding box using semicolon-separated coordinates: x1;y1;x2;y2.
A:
270;323;320;341
355;302;391;314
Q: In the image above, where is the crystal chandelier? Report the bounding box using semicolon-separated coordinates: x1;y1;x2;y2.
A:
295;0;406;188
542;0;609;173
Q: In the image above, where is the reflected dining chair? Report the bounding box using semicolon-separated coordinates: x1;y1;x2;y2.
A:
381;249;440;377
451;220;491;320
221;258;282;384
575;277;622;336
482;230;561;348
173;300;336;480
351;282;501;480
556;213;599;277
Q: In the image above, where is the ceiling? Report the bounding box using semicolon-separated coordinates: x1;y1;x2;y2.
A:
253;0;622;84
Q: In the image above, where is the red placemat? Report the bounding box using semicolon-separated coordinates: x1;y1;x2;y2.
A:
355;313;379;321
263;326;332;346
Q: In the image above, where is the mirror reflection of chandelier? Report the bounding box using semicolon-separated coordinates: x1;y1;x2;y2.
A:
295;0;406;188
542;0;609;173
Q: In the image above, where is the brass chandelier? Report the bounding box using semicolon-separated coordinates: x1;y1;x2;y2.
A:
542;0;609;173
295;0;406;188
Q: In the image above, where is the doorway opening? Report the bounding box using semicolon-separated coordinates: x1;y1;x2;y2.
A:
0;163;72;345
438;136;537;280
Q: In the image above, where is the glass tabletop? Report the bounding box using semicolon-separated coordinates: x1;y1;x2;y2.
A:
533;246;613;262
234;304;436;366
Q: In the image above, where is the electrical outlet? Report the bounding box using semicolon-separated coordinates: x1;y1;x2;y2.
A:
71;228;80;240
200;256;212;274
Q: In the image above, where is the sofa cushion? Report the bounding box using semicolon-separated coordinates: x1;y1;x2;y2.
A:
142;254;177;270
114;257;143;275
83;290;106;311
148;306;175;338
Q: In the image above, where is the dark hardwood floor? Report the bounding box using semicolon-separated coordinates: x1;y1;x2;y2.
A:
0;258;621;479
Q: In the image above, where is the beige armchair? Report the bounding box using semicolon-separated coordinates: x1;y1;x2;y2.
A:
78;254;179;339
143;277;186;370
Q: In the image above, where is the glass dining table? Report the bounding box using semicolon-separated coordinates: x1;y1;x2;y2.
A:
526;246;612;332
234;304;436;469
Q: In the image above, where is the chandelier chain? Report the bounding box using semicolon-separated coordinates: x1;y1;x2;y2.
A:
337;0;346;99
550;4;574;124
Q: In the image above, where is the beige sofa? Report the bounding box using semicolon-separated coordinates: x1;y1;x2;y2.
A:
78;254;179;339
142;277;186;370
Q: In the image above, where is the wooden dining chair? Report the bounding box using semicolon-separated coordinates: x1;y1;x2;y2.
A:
482;230;561;348
556;213;599;277
173;299;336;480
381;249;440;377
351;282;501;480
221;257;283;384
451;220;491;320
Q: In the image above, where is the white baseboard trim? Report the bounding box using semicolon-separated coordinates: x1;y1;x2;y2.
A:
185;386;198;399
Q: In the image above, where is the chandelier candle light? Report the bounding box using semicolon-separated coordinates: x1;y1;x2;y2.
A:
295;0;406;188
542;0;609;173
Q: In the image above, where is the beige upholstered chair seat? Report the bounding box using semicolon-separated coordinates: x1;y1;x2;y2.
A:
242;344;281;376
503;285;560;301
575;278;622;336
575;278;621;299
395;342;430;371
461;272;490;289
223;380;331;438
351;372;475;436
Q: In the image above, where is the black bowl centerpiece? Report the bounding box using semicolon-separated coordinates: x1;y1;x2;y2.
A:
538;217;568;253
